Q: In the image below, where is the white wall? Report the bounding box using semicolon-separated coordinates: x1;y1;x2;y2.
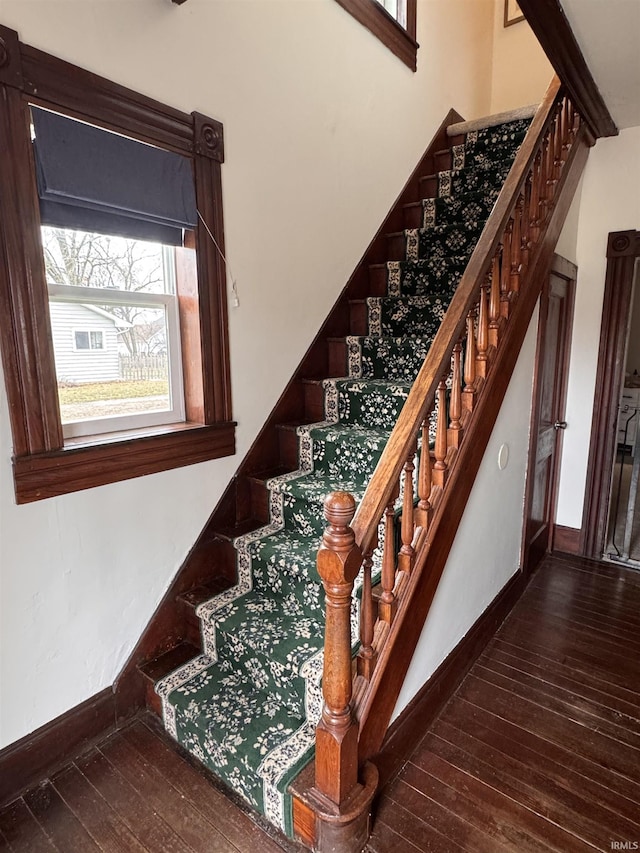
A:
490;0;553;114
554;175;584;265
0;0;497;747
394;306;538;717
556;127;640;530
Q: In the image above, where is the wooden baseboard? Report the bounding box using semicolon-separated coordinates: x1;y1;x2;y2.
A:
552;523;583;555
372;570;527;787
0;687;117;806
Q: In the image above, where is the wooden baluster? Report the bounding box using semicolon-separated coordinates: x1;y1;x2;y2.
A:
416;417;433;528
500;219;513;300
520;180;532;268
462;309;477;415
447;342;463;448
315;491;362;806
476;285;489;378
398;443;417;573
510;200;523;293
545;121;558;204
357;541;378;681
499;245;511;322
489;252;502;349
553;107;563;177
539;135;551;222
561;97;572;151
432;378;448;489
529;150;542;242
568;100;578;141
378;484;400;624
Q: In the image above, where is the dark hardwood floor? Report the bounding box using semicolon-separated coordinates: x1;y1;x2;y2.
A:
2;553;639;852
0;718;302;853
367;554;640;852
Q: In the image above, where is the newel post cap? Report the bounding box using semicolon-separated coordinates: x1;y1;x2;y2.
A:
317;491;362;586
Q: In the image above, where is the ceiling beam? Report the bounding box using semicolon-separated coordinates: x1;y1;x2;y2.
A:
517;0;618;138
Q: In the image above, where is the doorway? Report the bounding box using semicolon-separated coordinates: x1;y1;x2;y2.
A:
583;230;640;562
604;258;640;564
522;254;576;575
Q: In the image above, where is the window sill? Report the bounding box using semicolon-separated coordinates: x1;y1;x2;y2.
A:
13;421;236;503
334;0;418;71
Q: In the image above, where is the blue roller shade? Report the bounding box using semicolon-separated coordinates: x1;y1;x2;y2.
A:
32;107;197;246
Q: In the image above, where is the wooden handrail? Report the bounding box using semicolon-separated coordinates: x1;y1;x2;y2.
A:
350;76;562;554
310;75;589;852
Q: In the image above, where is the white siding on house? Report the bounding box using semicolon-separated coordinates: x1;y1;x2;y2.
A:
49;301;120;384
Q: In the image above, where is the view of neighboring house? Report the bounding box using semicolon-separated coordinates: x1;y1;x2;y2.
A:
48;301;129;385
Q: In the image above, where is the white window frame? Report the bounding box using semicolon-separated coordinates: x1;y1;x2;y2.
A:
376;0;407;28
72;328;106;352
49;263;185;439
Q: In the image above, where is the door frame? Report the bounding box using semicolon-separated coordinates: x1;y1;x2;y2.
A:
521;253;577;574
581;230;640;559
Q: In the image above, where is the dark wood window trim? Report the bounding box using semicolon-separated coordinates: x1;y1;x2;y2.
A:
0;25;235;503
334;0;418;71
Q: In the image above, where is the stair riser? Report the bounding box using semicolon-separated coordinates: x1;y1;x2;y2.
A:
418;174;438;198
433;148;453;172
367;264;388;295
249;478;271;526
349;300;368;336
277;425;300;470
303;381;325;422
327;339;347;376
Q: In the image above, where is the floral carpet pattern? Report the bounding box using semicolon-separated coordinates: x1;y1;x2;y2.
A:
155;117;532;837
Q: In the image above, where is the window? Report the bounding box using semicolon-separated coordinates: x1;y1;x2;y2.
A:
74;330;105;351
334;0;417;70
0;25;235;502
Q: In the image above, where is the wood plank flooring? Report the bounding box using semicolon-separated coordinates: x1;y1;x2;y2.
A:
367;554;640;852
2;553;638;851
0;718;301;853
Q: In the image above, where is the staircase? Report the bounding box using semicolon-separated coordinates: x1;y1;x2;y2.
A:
153;111;536;823
121;78;590;853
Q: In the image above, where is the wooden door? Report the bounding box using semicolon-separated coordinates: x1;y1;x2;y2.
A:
522;255;576;574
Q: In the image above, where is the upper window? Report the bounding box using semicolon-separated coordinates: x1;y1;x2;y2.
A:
0;25;235;502
334;0;418;70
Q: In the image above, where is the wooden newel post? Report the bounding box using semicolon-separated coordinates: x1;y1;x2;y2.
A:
315;491;362;806
305;492;378;853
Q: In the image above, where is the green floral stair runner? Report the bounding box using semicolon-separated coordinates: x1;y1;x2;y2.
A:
155;116;531;836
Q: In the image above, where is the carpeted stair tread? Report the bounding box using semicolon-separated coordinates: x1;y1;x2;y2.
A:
421;189;500;230
346;334;434;380
210;592;325;704
272;463;380;497
406;221;485;260
166;662;315;832
367;293;453;337
327;377;412;430
157;110;534;836
385;256;470;298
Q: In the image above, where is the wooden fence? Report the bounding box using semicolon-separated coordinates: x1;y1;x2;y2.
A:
119;354;168;381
